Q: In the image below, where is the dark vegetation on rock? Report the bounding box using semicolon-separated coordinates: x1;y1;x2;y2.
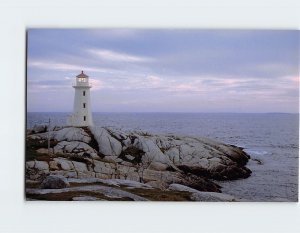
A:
178;164;251;181
119;146;145;164
26;138;58;161
178;174;221;193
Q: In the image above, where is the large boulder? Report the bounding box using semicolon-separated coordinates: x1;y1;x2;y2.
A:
138;134;251;180
53;141;98;158
29;127;91;143
53;157;74;170
40;175;70;189
72;161;88;172
52;127;91;143
132;136;176;171
90;127;122;156
34;161;49;171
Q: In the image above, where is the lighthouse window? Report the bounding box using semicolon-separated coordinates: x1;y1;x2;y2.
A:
84;116;86;121
83;103;86;108
83;91;85;96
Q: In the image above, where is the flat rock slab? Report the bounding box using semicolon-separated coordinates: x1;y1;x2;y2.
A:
168;183;236;202
67;178;153;189
54;141;98;158
72;196;102;201
26;185;149;201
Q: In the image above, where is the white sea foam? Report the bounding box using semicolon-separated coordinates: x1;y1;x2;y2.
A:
244;149;269;156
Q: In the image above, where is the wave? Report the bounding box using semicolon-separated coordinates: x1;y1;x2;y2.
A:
244;149;269;156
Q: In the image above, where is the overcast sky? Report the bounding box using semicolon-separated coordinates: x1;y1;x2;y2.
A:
27;29;299;113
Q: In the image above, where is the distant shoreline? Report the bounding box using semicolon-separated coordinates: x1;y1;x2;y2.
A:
27;112;299;114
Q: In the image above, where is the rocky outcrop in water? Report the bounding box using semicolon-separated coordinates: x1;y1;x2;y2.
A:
26;125;251;201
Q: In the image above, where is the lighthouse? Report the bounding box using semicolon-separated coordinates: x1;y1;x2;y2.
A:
67;71;93;127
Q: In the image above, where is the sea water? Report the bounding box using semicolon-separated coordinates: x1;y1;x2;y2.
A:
27;112;299;201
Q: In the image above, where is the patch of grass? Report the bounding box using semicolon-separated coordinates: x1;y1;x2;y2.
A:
26;148;41;161
178;165;210;177
25;181;41;189
26;148;55;162
27;138;58;149
26;138;58;161
127;188;192;201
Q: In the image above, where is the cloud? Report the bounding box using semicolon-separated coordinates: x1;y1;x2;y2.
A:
27;59;151;79
89;78;104;90
146;75;163;86
87;29;139;39
27;29;299;112
87;49;153;63
28;77;106;93
171;83;202;93
27;79;70;93
27;60;112;73
283;76;300;83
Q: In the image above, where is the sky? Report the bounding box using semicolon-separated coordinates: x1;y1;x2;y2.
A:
27;29;299;113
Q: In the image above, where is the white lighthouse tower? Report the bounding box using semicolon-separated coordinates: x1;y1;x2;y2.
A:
67;71;93;127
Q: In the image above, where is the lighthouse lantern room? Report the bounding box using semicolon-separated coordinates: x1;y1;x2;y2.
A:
67;71;93;127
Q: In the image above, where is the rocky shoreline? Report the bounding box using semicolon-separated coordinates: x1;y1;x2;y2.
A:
26;125;251;201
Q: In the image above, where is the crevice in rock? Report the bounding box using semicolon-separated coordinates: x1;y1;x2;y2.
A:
105;128;124;143
82;127;105;158
65;154;95;170
119;146;145;165
129;135;137;145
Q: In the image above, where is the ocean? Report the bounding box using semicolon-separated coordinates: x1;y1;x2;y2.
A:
27;112;299;201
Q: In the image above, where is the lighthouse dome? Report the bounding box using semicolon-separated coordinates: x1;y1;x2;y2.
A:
75;71;90;87
76;70;89;78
